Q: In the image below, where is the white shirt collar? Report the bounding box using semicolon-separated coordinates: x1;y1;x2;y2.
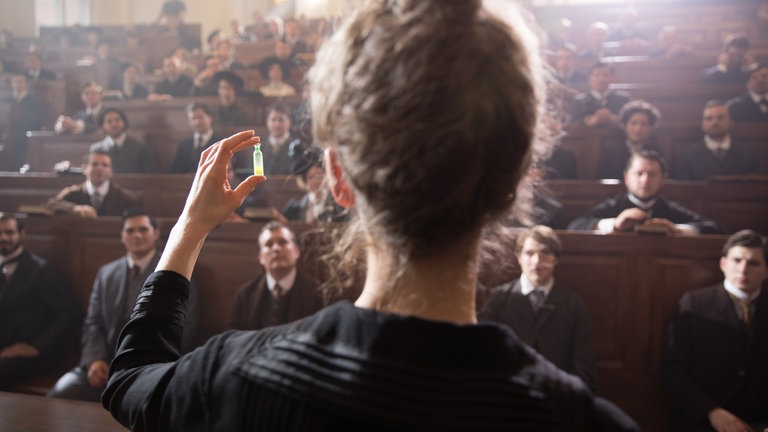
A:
590;90;611;101
628;193;657;210
105;132;128;149
86;103;103;116
194;130;213;148
85;179;110;197
749;91;767;104
723;279;761;302
269;133;290;149
265;268;297;294
519;274;554;296
127;249;156;275
704;134;731;152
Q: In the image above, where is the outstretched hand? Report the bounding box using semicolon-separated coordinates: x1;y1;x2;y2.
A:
180;130;266;234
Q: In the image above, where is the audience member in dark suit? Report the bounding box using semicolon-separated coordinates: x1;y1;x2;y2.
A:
228;221;323;331
5;73;47;171
189;55;222;96
48;209;200;401
89;108;156;173
170;102;225;174
54;81;103;135
570;62;631;126
569;150;724;234
674;100;761;180
148;56;193;101
22;52;56;81
663;230;768;431
106;62;149;100
576;21;610;63
597;100;665;179
726;63;768;123
282;155;350;223
552;44;587;91
212;39;248;71
47;149;140;218
700;34;751;84
261;103;307;175
479;226;596;391
284;18;312;54
0;213;81;390
255;38;307;78
213;71;251;127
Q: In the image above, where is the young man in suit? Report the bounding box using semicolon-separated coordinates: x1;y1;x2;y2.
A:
48;209;199;401
23;52;57;81
479;225;596;390
228;221;323;331
170;102;225;174
5;73;47;171
89;108;156;173
663;230;768;431
261;103;307;175
0;213;80;390
568;150;724;234
54;81;104;135
47;149;140;218
726;63;768;123
674;100;761;180
570;62;631;126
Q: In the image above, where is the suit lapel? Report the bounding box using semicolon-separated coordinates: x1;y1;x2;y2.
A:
510;281;537;326
0;251;34;303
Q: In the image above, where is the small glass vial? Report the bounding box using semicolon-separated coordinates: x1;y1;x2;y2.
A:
253;144;264;176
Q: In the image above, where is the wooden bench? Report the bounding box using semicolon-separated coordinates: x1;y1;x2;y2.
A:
12;216;758;431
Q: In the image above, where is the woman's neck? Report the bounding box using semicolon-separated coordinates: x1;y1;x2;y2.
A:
355;237;479;324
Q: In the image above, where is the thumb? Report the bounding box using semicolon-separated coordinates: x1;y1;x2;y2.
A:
232;175;267;201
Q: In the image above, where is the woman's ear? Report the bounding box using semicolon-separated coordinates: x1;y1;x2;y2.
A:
324;148;356;208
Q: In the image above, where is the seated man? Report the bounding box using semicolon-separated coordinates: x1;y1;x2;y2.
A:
261;103;308;175
700;34;751;84
726;63;768;123
23;52;56;81
674;100;761;180
47;149;140;218
6;73;47;171
48;209;199;401
479;226;596;391
54;81;104;135
568;150;723;234
170;102;225;174
0;213;81;390
570;62;631;126
228;221;323;331
148;56;193;101
663;230;768;431
89;108;157;173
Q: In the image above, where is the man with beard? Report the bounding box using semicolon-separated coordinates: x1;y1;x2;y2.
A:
228;221;323;330
0;213;80;390
674;100;761;180
568;150;723;234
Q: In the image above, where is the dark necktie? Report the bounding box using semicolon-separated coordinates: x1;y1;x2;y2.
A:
273;283;285;301
91;192;103;209
529;289;545;312
714;148;727;161
130;264;141;282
